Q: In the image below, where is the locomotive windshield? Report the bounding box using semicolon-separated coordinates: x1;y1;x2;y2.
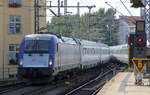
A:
24;40;50;53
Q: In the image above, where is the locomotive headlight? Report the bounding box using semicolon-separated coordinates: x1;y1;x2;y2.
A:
49;61;52;65
20;61;23;65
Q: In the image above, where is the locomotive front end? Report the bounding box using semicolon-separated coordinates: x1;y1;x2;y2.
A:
18;35;56;81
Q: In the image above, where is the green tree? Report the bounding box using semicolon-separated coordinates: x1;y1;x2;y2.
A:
47;8;119;45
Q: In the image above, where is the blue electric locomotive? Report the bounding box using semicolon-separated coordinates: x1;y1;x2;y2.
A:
18;34;110;82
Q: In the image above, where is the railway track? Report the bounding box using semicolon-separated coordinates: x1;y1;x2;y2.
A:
0;79;18;86
65;70;112;95
0;63;127;95
19;84;58;95
64;64;127;95
0;80;30;94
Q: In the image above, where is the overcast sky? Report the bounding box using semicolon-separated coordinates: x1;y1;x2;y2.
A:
47;0;140;21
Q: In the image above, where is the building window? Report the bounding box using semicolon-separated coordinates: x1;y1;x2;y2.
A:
9;0;21;8
9;16;21;34
9;44;19;65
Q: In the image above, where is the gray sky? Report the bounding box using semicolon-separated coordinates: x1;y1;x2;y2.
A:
47;0;140;21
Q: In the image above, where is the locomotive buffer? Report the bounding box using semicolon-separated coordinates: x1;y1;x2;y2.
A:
130;20;148;85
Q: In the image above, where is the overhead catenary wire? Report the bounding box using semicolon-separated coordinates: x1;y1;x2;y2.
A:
79;0;96;12
80;0;89;6
84;0;95;6
120;0;133;16
119;0;137;21
105;1;136;25
108;1;130;3
105;2;125;17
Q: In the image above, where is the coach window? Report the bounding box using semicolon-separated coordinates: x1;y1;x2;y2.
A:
86;49;87;54
90;49;91;54
93;49;94;54
9;16;21;34
89;49;92;54
85;48;86;54
83;48;85;55
9;44;19;65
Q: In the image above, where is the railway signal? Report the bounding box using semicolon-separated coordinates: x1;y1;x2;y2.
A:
132;20;148;85
134;20;147;58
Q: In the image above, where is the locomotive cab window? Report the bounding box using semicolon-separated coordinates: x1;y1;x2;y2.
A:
24;40;50;53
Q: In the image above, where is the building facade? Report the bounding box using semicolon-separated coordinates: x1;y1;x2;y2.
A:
0;0;46;79
118;16;141;45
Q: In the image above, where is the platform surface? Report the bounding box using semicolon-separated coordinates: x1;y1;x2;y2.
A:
97;72;150;95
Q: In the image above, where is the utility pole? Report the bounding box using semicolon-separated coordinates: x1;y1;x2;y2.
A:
37;1;96;17
58;0;61;35
58;0;60;17
64;0;67;16
64;0;68;36
2;0;5;80
87;7;92;40
48;2;96;16
141;0;150;40
140;0;150;74
34;0;96;36
77;2;80;38
49;2;95;37
34;0;40;34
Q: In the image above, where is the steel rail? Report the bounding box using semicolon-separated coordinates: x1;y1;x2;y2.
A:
65;70;112;95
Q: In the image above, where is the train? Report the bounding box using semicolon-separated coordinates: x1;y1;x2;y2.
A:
110;44;128;64
17;34;110;82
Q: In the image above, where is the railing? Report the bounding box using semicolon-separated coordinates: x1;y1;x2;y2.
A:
0;67;17;80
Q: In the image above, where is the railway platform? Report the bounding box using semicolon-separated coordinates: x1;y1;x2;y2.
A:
97;72;150;95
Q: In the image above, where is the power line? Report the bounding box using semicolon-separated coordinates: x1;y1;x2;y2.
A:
108;1;130;3
119;0;135;19
119;0;137;24
84;0;95;6
105;2;125;17
80;0;89;6
105;2;136;24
